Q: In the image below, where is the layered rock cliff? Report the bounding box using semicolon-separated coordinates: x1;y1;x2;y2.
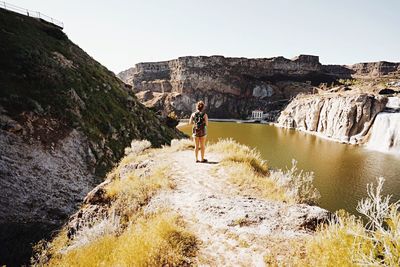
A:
349;61;400;78
0;8;183;265
119;55;334;119
118;56;399;119
321;61;400;79
277;93;388;144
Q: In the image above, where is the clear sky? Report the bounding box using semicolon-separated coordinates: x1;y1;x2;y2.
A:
8;0;400;73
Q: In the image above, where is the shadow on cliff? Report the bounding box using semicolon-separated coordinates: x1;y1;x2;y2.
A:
0;222;59;266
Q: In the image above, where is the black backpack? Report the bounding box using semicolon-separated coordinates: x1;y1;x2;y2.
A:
193;112;205;130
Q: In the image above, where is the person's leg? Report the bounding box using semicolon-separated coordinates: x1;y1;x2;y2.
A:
200;136;206;161
194;137;200;161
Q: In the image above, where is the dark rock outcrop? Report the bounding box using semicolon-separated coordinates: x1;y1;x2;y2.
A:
379;88;397;95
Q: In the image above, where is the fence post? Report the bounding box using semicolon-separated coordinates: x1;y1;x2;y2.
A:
3;2;6;8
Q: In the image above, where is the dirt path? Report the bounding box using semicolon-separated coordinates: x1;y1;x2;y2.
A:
147;150;327;266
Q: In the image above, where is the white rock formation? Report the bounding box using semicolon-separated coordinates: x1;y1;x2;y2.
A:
277;93;388;144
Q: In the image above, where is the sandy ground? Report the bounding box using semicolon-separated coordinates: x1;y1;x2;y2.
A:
146;150;327;266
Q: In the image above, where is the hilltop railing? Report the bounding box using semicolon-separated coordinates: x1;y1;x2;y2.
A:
0;1;64;29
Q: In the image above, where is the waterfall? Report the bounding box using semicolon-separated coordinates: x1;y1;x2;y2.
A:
387;96;400;110
366;112;400;154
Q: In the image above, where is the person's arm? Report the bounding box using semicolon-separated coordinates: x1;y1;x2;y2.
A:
204;114;209;127
189;113;194;125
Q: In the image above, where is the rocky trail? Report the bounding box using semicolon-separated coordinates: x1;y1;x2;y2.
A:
146;150;328;266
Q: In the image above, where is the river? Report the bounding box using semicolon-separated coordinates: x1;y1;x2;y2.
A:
179;122;400;214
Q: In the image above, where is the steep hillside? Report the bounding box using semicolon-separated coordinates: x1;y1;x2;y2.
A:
0;8;183;266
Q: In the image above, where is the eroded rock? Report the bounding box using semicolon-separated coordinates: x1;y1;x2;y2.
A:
119;56;400;119
118;55;325;119
277;93;388;144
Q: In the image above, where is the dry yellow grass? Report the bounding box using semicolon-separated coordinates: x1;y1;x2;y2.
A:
106;164;173;199
47;212;198;267
104;164;175;223
267;179;400;266
34;148;190;265
168;138;195;152
222;161;288;202
273;211;373;267
209;139;269;175
210;139;318;204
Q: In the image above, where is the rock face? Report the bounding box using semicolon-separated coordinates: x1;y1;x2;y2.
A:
119;56;399;119
0;129;94;225
119;55;333;119
131;55;322;94
349;62;400;78
277;93;388;144
0;8;183;265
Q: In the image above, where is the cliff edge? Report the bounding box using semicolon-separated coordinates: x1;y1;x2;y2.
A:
34;139;329;266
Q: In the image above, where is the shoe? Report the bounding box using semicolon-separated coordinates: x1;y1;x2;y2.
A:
196;160;200;163
201;159;208;163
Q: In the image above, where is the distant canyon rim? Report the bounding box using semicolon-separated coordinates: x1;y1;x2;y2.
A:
118;54;400;120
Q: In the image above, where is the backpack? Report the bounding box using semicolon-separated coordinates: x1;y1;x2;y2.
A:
193;112;205;129
192;112;206;136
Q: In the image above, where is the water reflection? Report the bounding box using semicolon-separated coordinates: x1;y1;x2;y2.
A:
179;122;400;214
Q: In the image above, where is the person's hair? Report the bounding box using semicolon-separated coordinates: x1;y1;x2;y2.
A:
196;101;205;112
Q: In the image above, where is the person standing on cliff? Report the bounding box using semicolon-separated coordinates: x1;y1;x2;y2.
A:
189;101;209;163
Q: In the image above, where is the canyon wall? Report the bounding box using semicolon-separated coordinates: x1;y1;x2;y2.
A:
119;56;399;119
132;55;322;93
321;62;400;78
277;93;388;144
349;62;400;78
119;55;335;119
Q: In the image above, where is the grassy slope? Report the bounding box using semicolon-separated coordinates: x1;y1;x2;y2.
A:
0;8;182;176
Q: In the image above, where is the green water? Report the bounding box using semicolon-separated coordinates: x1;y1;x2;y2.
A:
179;122;400;214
